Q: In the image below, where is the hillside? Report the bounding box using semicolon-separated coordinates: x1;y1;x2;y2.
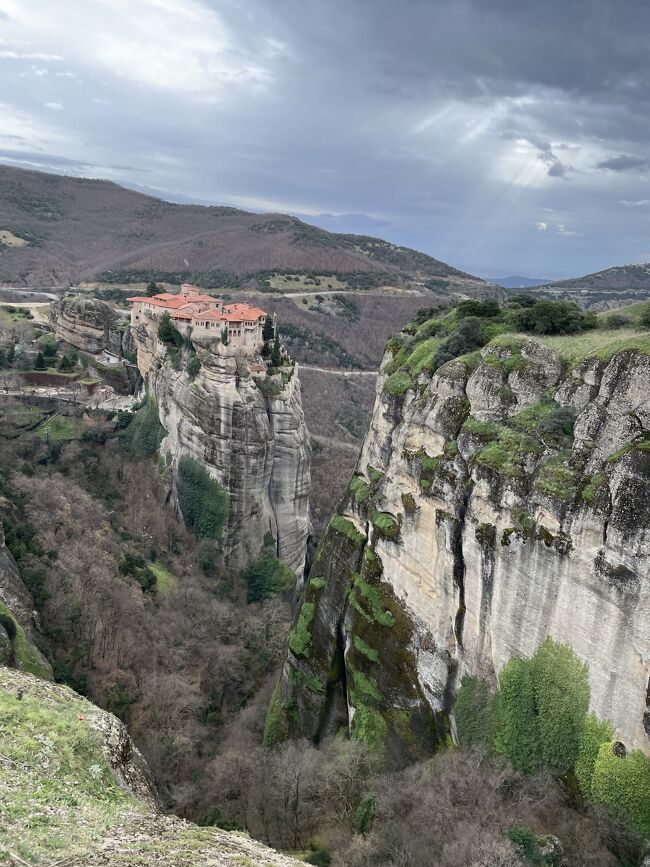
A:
537;262;650;309
0;667;300;866
0;165;483;290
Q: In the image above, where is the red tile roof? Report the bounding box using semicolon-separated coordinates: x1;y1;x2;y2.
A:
194;309;225;322
127;296;189;309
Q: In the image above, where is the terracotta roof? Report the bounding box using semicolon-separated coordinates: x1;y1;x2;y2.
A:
223;303;267;320
127;296;189;309
170;311;193;320
184;294;219;304
193;309;226;322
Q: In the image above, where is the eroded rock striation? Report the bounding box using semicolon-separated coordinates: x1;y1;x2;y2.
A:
272;335;650;760
133;319;311;576
51;294;134;357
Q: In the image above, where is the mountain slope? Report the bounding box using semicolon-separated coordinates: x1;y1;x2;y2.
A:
537;262;650;308
0;164;481;288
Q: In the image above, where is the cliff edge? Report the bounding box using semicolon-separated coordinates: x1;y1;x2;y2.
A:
271;326;650;761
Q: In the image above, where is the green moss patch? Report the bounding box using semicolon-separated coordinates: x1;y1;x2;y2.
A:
534;452;580;502
384;369;414;397
287;602;315;657
329;514;366;546
370;511;400;541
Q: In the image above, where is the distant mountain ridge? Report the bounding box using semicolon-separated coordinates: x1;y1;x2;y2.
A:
0;164;482;289
495;274;550;289
536;262;650;309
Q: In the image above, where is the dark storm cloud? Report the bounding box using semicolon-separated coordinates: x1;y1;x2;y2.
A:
1;0;650;277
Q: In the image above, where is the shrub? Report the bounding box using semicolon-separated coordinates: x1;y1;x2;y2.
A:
158;311;183;347
177;455;229;539
454;675;493;749
513;300;595;335
531;637;590;774
494;656;542;773
187;352;201;378
591;743;650;835
124;396;165;455
245;552;294;603
349;476;371;504
575;713;614;796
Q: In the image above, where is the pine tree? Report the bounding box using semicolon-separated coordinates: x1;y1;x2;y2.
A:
34;351;47;370
262;315;274;343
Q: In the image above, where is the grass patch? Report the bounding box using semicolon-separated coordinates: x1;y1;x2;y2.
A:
384;369;414;397
148;560;177;596
534;452;580;502
0;602;51;679
473;427;543;479
349;476;371;505
35;415;82;443
0;672;135;863
370;511;400;541
517;328;650;366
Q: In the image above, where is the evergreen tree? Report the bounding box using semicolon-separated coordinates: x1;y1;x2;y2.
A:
493;657;542;773
34;351;47;370
262;315;275;343
6;343;14;366
0;348;6;369
146;280;160;297
531;637;590;774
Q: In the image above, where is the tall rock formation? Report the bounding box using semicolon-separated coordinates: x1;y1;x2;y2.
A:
50;294;133;357
132;319;311;576
272;333;650;761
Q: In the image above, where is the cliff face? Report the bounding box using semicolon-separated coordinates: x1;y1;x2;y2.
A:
51;294;134;357
133;321;311;576
0;518;52;678
273;336;650;760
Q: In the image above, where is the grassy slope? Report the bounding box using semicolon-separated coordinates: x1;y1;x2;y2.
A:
0;667;299;866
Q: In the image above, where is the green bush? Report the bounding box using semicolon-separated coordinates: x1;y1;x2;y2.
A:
591;743;650;835
575;712;614;796
532;637;590;774
245;552;294;603
494;656;542;773
158;311;184;347
187;352;201;377
177;456;229;539
454;675;493;749
0;611;17;641
124;396;165;455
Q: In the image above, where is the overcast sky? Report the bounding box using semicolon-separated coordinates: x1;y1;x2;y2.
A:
1;0;649;279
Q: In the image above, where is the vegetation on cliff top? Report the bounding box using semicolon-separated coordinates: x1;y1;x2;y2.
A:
383;295;650;399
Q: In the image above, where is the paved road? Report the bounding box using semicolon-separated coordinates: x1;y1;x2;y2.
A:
311;434;362;453
300;364;378;377
281;288;422;298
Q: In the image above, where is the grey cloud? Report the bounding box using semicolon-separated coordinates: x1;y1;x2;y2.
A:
2;0;650;279
596;155;648;172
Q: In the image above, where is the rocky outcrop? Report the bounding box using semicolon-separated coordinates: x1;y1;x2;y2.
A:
51;294;134;357
273;335;650;760
133;319;311;576
1;666;301;866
